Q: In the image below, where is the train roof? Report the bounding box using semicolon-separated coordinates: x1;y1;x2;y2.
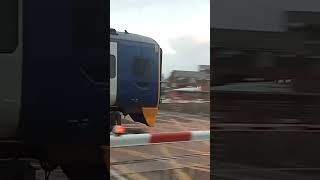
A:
110;28;159;46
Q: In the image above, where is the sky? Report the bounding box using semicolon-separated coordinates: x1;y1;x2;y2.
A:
110;0;210;78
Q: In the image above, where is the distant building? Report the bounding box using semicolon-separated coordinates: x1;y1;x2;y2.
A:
166;86;210;101
167;66;210;91
160;78;170;99
199;65;210;74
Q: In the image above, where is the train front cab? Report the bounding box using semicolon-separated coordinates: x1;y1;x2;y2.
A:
110;33;162;127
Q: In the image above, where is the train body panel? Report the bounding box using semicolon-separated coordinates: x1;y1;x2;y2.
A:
0;0;108;144
110;30;161;126
0;1;108;176
0;0;22;138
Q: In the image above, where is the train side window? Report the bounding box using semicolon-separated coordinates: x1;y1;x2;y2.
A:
0;0;18;53
133;58;151;79
110;55;116;78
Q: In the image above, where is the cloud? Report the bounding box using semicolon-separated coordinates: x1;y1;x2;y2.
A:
111;0;209;11
111;0;210;77
111;0;210;43
162;36;210;78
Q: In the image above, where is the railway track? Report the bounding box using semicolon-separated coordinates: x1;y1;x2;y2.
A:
111;150;210;179
111;166;210;180
111;153;210;166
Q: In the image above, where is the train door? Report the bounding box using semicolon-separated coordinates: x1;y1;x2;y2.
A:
110;42;117;106
0;0;21;138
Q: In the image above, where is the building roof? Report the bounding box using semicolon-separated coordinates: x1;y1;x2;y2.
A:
213;81;291;94
199;65;210;70
171;70;210;80
171;86;210;93
173;87;202;92
212;81;320;95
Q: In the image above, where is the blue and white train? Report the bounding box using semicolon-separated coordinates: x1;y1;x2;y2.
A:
110;29;162;128
0;0;108;178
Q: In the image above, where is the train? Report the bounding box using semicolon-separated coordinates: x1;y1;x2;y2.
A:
0;0;107;179
212;0;320;176
212;0;320;88
110;28;162;129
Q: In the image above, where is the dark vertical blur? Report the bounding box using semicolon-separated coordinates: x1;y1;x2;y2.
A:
212;1;320;179
21;0;108;145
0;0;18;53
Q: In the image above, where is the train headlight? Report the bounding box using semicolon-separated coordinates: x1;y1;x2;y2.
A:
112;125;126;136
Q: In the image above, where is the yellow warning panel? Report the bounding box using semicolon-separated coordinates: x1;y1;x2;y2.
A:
142;107;158;127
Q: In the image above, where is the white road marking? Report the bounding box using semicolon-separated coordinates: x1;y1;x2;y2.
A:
110;169;129;180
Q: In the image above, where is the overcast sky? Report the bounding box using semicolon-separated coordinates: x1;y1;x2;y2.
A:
111;0;210;78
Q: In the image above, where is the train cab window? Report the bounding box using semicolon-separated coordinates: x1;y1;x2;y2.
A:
0;0;18;53
133;58;151;80
110;55;116;78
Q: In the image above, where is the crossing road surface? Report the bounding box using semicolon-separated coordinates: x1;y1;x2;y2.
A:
31;110;210;180
111;110;210;180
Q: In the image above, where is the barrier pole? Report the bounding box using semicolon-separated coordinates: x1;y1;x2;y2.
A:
110;131;210;148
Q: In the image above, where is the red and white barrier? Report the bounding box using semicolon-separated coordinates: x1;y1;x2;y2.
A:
110;131;210;147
